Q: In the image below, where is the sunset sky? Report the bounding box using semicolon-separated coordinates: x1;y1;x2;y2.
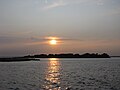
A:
0;0;120;56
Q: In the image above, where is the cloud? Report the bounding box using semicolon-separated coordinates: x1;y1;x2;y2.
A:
42;0;89;10
45;0;48;4
96;0;111;6
0;36;29;44
30;36;82;42
43;0;66;10
42;0;108;10
96;0;104;5
102;7;120;16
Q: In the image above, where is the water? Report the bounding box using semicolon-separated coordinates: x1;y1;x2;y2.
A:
0;58;120;90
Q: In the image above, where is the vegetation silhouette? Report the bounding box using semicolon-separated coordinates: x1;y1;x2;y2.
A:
0;53;110;62
0;57;39;62
24;53;110;58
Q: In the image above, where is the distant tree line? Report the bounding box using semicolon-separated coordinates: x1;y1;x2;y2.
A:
24;53;110;58
0;57;39;62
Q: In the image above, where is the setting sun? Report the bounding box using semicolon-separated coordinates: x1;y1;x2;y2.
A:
49;39;57;45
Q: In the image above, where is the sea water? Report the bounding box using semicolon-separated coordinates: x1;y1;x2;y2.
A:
0;58;120;90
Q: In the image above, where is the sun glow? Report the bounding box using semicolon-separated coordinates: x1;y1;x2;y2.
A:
49;39;57;45
46;36;60;45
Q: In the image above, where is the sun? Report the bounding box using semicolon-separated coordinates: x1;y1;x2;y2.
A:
49;39;57;45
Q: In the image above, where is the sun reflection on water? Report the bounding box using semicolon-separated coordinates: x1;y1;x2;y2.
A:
43;58;61;90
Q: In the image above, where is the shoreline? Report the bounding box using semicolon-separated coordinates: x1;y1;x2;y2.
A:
0;53;111;62
0;57;40;62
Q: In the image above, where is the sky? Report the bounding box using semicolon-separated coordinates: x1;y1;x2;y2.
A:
0;0;120;56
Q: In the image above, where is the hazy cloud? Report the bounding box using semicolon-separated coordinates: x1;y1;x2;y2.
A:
42;0;66;10
103;7;120;16
0;36;27;44
30;36;82;42
42;0;108;10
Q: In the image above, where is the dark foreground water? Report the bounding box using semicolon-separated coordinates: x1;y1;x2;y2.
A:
0;58;120;90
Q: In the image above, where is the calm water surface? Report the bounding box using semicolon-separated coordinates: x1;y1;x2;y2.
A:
0;58;120;90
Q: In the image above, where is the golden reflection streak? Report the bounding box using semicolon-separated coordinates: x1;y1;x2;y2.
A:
43;58;61;90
